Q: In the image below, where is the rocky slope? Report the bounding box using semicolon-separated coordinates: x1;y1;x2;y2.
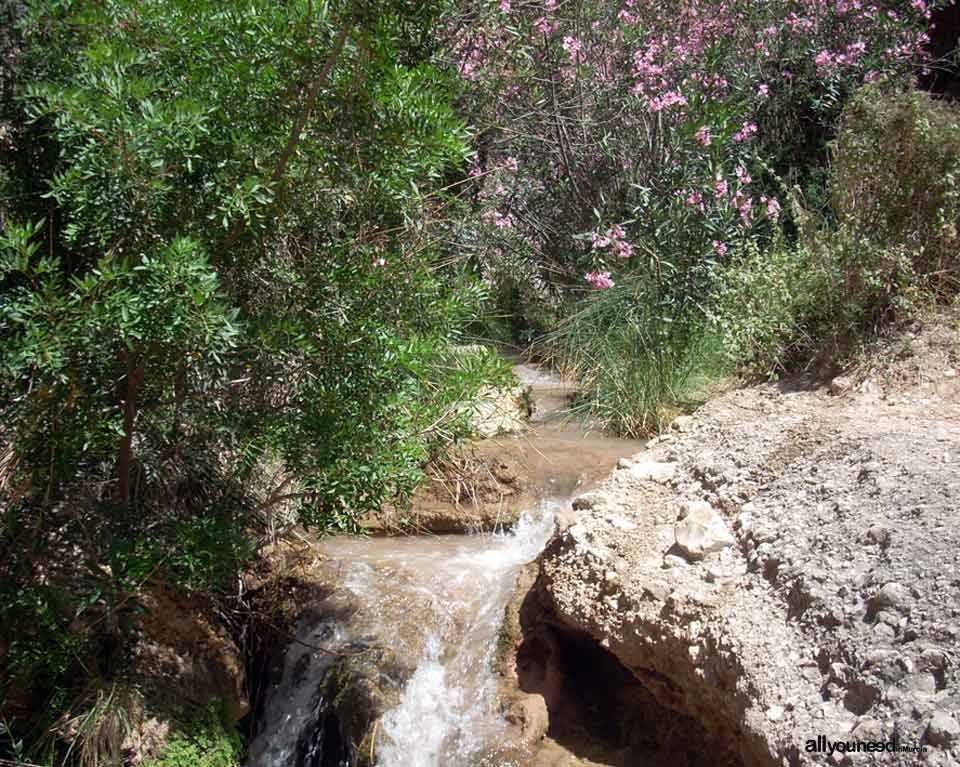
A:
511;315;960;766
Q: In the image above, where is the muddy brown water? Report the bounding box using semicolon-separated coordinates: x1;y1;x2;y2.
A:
245;363;643;767
478;363;646;499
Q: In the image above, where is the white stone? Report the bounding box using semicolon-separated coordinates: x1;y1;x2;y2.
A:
675;503;736;560
829;376;853;395
927;712;960;746
629;460;678;483
604;514;638;531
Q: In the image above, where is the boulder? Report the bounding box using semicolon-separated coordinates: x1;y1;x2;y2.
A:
871;582;911;614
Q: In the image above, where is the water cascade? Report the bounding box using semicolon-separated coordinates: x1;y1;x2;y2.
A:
246;364;643;767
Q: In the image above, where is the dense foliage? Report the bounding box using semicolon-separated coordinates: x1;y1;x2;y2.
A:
0;0;506;760
0;0;956;763
448;0;949;433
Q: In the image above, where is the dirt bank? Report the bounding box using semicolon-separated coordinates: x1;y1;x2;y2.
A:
508;314;960;766
365;361;644;534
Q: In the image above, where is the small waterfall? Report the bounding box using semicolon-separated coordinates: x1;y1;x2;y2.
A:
246;503;559;767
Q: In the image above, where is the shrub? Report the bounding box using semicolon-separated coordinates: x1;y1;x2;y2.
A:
142;703;242;767
545;269;723;436
449;0;939;427
0;0;503;758
450;0;935;300
831;85;960;294
709;240;820;375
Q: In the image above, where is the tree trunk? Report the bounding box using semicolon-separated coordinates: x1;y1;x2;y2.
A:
117;351;145;506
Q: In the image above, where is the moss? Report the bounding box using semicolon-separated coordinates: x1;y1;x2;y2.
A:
141;702;242;767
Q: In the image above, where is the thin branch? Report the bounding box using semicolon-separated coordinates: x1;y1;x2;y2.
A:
219;18;353;257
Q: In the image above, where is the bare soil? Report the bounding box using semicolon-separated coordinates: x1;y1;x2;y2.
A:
504;311;960;766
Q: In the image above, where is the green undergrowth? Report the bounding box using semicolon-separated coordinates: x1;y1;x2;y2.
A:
142;703;242;767
547;85;960;436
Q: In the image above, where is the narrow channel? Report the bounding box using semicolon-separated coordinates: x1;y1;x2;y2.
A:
246;364;643;767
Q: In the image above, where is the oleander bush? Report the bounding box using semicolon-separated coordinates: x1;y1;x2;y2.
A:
448;0;944;431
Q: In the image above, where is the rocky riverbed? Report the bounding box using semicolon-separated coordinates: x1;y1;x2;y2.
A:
503;314;960;766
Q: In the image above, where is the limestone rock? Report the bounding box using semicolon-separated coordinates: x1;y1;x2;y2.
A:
872;582;911;613
628;460;678;483
829;376;854;396
572;491;603;510
662;554;688;569
674;502;736;561
926;711;960;747
505;692;549;742
470;384;528;437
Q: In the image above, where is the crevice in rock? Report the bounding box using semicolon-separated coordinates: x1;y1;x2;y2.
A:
507;568;792;767
516;620;746;767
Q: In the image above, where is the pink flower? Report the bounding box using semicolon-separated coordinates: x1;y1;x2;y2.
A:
499;0;511;12
648;90;687;113
503;156;519;172
695;126;712;146
712;240;728;257
562;36;584;64
585;271;615;289
613;240;634;258
609;224;626;240
534;16;555;35
544;0;558;9
714;179;729;199
815;50;836;74
732;122;758;142
757;83;770;98
591;232;612;249
735;166;752;185
761;195;782;220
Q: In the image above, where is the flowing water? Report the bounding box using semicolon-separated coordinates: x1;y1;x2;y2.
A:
247;363;643;767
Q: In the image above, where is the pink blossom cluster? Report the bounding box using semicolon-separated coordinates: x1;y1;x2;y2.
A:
450;0;935;289
483;209;514;229
591;224;634;258
648;90;687;113
732;122;758;143
562;35;584;64
585;271;615;289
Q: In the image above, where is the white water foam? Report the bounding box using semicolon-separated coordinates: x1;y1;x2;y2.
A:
247;502;559;767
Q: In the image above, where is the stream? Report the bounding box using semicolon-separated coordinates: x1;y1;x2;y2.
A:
246;363;643;767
